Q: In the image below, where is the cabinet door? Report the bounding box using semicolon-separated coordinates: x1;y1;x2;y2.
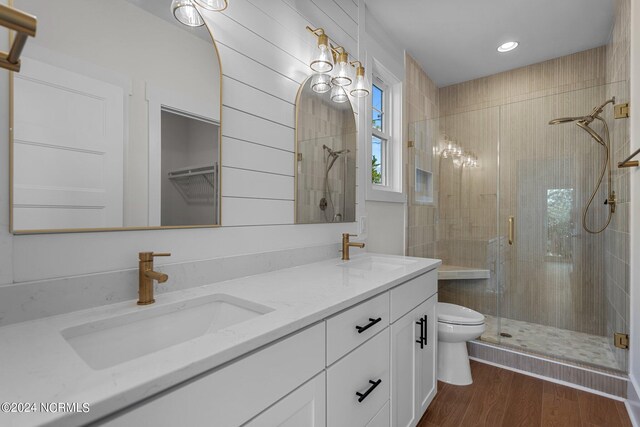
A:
415;295;437;416
390;304;421;427
244;372;326;427
391;295;438;427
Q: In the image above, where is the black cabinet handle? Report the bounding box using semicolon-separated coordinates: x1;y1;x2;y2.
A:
355;317;382;334
356;379;382;403
423;315;428;346
416;318;425;349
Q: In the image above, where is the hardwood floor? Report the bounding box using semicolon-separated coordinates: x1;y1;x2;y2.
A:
418;361;632;427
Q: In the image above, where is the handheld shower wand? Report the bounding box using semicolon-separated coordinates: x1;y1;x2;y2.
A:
548;97;616;234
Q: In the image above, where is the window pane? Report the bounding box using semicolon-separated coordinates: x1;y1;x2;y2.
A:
372;84;383;112
372;136;383;184
372;110;383;131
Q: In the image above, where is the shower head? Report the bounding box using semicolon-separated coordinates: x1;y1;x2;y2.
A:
548;97;615;126
323;145;350;158
548;116;592;125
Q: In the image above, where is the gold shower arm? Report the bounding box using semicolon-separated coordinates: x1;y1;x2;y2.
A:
618;147;640;168
0;3;37;72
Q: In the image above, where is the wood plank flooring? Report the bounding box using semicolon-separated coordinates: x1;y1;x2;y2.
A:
418;361;632;427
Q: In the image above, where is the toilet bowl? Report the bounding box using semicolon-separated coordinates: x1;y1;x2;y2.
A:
437;303;485;386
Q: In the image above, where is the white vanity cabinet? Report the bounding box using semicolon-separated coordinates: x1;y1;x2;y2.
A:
99;323;326;427
244;372;326;427
390;271;438;427
97;268;438;427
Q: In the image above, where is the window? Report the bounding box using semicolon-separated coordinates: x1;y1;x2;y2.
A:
371;80;389;186
366;60;404;203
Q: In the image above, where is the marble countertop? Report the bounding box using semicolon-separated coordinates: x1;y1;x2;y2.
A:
0;253;440;427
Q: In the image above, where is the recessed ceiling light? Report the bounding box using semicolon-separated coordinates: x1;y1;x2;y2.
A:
497;41;519;53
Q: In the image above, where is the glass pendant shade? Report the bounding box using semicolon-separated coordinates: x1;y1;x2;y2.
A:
331;52;352;87
330;85;348;103
350;65;370;97
193;0;228;11
311;73;331;93
172;0;204;27
310;34;333;73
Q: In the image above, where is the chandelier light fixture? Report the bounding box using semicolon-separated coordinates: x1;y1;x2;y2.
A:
330;85;349;103
440;137;479;168
305;26;370;103
172;0;228;27
311;73;332;94
349;61;370;98
308;28;333;73
331;49;352;87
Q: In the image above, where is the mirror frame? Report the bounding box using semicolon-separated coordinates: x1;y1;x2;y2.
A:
8;0;223;234
294;75;358;224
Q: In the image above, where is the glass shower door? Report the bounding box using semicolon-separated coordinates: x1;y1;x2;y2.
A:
497;82;629;372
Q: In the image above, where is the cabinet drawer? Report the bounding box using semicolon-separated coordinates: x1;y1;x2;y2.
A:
326;292;390;365
390;269;437;322
327;328;390;427
101;323;325;427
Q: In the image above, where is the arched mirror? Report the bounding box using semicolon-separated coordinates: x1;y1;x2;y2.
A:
10;0;221;233
295;79;357;224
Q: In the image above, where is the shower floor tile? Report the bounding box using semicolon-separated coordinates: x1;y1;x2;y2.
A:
481;315;622;371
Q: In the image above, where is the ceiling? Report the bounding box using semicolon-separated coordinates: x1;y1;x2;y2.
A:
365;0;615;87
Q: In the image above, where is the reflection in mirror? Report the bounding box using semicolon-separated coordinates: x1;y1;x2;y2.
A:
295;78;356;224
11;0;221;232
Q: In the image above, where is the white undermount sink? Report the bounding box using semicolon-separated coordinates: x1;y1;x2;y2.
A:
339;256;417;273
61;294;274;370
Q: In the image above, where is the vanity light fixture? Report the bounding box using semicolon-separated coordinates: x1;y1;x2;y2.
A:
311;73;332;94
497;41;519;53
330;85;349;103
349;61;370;98
331;49;352;87
308;27;333;73
305;26;369;102
193;0;228;11
171;0;205;26
172;0;228;27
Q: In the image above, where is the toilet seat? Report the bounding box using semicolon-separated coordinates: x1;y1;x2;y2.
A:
437;303;485;326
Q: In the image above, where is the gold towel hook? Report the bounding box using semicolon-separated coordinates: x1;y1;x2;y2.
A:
0;3;37;72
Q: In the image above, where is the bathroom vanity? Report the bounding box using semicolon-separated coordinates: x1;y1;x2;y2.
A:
0;254;439;427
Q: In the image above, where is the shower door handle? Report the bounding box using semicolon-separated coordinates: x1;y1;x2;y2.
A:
508;216;515;245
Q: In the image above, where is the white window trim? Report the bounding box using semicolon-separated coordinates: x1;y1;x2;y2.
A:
366;59;405;204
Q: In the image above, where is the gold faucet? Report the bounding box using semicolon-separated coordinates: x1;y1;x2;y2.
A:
138;252;171;305
341;233;365;261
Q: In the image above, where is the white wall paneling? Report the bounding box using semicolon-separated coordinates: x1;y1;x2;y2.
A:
222;107;294;152
222;138;294;176
222;168;294;201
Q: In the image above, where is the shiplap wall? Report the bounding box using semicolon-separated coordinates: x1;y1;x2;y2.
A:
0;0;408;283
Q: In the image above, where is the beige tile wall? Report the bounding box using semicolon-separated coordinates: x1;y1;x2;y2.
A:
406;54;439;258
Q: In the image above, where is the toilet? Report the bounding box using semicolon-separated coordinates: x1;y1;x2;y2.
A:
437;303;486;386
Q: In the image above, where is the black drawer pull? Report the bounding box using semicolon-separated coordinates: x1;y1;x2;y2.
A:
356;379;382;403
423;315;428;346
355;317;382;334
416;318;425;349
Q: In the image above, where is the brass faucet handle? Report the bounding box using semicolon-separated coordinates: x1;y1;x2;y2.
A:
139;252;171;261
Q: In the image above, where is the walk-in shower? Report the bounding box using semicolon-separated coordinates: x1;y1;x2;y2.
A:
549;98;616;234
409;79;631;374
